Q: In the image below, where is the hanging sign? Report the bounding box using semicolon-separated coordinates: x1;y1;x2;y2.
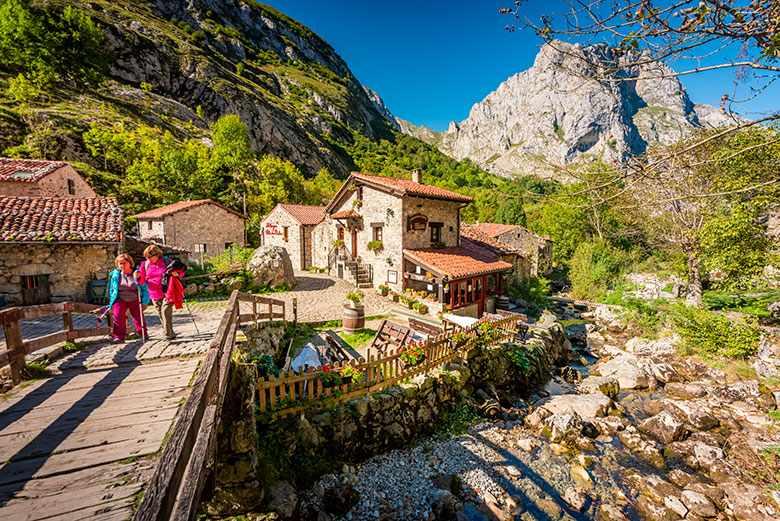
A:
265;223;283;236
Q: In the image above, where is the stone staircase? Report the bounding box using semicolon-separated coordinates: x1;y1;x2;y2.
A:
347;259;373;289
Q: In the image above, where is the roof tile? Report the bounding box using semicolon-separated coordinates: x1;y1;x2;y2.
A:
279;203;325;225
461;225;518;254
133;199;244;219
352;172;473;203
403;241;512;280
0;196;123;242
0;158;67;183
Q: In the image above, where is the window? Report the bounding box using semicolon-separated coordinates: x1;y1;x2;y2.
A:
147;221;153;231
283;226;289;242
67;179;75;195
372;225;383;242
430;223;443;244
195;243;207;253
225;242;233;249
337;226;345;241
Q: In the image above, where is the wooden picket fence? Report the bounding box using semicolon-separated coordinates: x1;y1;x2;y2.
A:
257;314;526;416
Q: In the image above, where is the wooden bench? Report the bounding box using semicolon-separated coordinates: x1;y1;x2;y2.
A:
408;318;443;337
369;320;412;354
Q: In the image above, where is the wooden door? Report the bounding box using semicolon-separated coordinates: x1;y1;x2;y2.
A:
21;274;51;305
351;229;358;259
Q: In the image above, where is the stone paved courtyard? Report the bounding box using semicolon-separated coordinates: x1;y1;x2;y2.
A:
268;272;394;322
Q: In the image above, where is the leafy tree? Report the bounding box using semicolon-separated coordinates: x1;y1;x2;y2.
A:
245;155;306;217
569;239;633;300
0;1;106;88
303;168;341;205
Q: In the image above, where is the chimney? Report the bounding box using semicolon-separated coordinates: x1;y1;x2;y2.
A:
411;170;422;184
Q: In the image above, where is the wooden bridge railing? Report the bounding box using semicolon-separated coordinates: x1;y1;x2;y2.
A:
257;314;526;417
134;290;287;521
0;302;108;386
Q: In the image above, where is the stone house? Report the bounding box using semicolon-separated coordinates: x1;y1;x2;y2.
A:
0;158;96;198
260;204;325;270
463;223;552;277
134;199;245;261
0;196;123;306
311;172;514;317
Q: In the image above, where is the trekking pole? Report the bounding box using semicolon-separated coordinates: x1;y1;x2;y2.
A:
137;285;147;343
184;300;201;335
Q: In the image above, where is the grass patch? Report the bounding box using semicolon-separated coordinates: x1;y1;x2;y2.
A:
434;401;482;438
62;341;82;353
769;410;780;422
23;361;51;379
703;289;780;319
338;328;377;350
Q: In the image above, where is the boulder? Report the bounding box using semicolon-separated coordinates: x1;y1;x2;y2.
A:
662;400;719;431
267;481;298;519
596;355;653;390
579;376;620;400
569;463;593;491
753;333;780;378
544;411;583;443
680;490;718;518
665;382;707;400
639;411;688;444
246;246;295;289
593;304;626;332
539;393;612;419
624;335;678;357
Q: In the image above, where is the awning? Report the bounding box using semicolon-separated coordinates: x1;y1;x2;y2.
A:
403;242;512;280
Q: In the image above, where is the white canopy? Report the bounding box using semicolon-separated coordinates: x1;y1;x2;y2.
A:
441;313;479;329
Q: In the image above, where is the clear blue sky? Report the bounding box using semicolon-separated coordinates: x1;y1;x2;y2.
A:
263;1;779;131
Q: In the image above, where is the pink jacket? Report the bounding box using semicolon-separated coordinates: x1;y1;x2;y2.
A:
137;258;167;301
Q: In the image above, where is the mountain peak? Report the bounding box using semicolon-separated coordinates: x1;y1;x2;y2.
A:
399;41;734;180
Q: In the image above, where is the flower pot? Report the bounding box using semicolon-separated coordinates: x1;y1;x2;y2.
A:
343;303;365;332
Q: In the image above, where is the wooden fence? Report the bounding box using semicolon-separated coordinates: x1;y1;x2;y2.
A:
0;302;108;386
133;290;286;521
257;314;526;417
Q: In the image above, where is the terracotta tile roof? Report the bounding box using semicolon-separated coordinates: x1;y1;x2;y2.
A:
403;241;512;280
331;209;361;219
461;225;518;254
0;196;123;242
351;172;473;203
0;158;67;183
468;222;520;238
279;203;325;225
133;199;244;219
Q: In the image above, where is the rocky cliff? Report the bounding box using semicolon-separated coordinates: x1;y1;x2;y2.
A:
401;41;735;180
1;0;395;176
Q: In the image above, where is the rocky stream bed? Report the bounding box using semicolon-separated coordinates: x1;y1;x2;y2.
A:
284;302;780;521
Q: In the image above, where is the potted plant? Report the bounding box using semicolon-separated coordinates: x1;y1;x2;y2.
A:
390;291;400;303
450;331;469;349
340;365;364;385
400;343;426;367
319;368;342;388
377;283;390;297
343;290;365;331
412;301;429;315
367;240;384;253
406;298;417;310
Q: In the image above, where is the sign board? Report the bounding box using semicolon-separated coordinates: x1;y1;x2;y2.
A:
387;270;397;284
265;223;283;236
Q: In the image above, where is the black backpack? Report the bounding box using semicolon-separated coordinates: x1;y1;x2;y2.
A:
161;257;187;293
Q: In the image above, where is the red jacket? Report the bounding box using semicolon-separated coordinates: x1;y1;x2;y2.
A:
166;269;186;309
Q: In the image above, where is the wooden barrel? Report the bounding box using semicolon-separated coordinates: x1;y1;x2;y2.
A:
342;304;365;332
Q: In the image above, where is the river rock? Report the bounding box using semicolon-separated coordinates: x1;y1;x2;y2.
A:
624;335;678;357
569;464;593;491
579;376;620;400
267;481;298;519
663;496;688;518
753;333;780;378
662;400;719;431
539;393;612;419
723;481;778;520
617;426;664;467
681;490;718;518
596;354;653;390
639;411;688;444
635;495;682;521
665;382;707;400
246;245;296;289
596;503;629;521
544;411;583;443
593;304;626;332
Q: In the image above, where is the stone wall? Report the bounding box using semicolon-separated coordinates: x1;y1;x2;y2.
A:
210;312;570;515
261;206;306;270
137;219;165;243
402;196;461;250
164;204;245;260
495;227;553;276
0;165;96;198
312;216;336;269
0;243;117;305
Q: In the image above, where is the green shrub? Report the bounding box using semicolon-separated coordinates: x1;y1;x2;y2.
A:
367;240;383;252
507;276;550;313
670;305;760;359
505;343;533;374
602;287;666;337
570;240;632;300
412;301;429;315
207;245;254;274
345;290;363;305
7;73;40;102
400;343;426;366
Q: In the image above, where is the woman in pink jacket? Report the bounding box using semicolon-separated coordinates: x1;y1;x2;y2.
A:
136;245;177;339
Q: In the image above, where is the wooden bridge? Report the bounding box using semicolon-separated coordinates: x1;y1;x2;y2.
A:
0;292;284;521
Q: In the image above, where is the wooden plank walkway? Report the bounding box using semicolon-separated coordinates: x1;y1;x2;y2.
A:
0;303;225;521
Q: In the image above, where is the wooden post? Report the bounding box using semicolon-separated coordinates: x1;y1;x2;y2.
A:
3;319;24;385
63;308;74;340
292;298;298;325
253;300;258;328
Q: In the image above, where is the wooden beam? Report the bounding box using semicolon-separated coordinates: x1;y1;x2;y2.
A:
3;319;24;385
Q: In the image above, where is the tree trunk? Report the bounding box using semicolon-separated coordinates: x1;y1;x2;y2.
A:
686;251;703;307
